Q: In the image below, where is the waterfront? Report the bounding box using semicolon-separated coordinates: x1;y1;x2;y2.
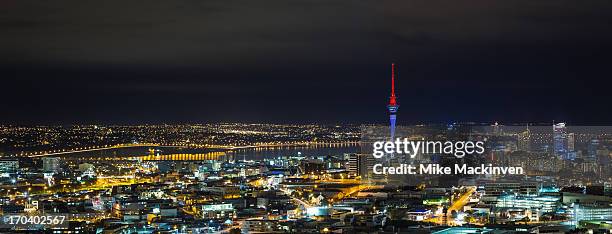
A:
48;144;360;162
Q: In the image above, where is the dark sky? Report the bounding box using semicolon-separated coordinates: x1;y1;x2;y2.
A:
1;0;612;125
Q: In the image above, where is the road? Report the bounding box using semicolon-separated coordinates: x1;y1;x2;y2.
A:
446;186;476;226
293;197;313;209
448;187;475;212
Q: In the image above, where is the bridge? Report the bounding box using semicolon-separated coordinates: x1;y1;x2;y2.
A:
8;141;361;158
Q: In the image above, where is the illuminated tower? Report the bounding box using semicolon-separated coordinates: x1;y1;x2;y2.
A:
553;122;568;159
387;63;399;140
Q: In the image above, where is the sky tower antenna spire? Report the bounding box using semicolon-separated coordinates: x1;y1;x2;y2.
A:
389;63;397;106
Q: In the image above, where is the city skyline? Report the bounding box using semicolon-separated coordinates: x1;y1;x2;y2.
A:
0;1;611;233
0;122;609;233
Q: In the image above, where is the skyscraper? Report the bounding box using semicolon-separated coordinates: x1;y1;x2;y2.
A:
517;125;531;152
553;123;568;159
567;133;575;152
587;139;600;162
387;63;399;140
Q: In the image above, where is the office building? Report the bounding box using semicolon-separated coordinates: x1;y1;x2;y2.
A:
553;123;568;159
42;157;61;173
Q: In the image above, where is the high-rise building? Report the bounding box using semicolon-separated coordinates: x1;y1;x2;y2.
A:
42;157;61;173
492;122;503;136
567;133;575;152
587;139;599;162
553;123;568;159
347;153;361;176
360;152;381;181
517;125;531;151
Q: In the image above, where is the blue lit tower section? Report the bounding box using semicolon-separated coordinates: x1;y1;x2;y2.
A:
387;63;399;140
553;122;568;159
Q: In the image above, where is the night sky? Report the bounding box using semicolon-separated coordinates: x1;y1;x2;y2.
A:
1;0;612;125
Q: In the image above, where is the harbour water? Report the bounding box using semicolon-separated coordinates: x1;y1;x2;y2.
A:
51;144;359;162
